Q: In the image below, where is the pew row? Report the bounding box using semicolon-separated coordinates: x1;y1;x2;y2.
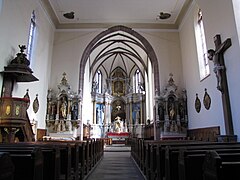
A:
130;138;240;180
202;150;240;180
0;147;44;180
0;138;104;180
0;152;15;180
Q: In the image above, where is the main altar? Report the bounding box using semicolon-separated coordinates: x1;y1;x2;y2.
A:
106;116;130;143
90;68;145;141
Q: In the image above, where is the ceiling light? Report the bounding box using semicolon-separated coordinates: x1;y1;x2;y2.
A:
157;12;171;20
63;11;75;19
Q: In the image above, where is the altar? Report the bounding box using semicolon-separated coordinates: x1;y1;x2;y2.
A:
45;73;80;138
106;132;130;144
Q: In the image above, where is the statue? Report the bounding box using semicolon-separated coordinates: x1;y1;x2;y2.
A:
158;104;164;120
71;103;78;120
92;81;98;92
60;98;67;119
114;116;123;133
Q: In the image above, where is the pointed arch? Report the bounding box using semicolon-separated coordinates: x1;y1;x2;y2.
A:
78;25;160;96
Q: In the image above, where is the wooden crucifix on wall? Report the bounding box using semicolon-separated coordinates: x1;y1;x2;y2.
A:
207;34;234;136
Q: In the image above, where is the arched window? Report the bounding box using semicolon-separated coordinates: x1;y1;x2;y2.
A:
195;9;210;80
96;70;102;93
27;11;36;62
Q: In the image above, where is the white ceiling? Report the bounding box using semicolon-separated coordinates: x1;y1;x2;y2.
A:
40;0;193;86
42;0;192;29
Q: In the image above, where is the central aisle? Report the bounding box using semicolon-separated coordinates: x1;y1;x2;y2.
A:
86;145;146;180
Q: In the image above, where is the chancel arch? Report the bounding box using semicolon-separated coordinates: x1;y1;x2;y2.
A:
79;25;159;139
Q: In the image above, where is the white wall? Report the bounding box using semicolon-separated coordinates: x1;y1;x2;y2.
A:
232;0;240;46
0;0;2;15
50;30;103;91
179;0;240;140
0;0;55;128
137;30;184;90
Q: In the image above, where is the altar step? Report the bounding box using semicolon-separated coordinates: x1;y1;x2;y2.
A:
104;144;131;152
112;139;126;145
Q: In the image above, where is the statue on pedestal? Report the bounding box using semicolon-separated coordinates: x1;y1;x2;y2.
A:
60;98;67;119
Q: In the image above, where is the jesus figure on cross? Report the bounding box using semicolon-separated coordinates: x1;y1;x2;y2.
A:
208;49;225;91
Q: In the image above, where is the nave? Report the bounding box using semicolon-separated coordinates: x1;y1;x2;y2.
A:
86;145;145;180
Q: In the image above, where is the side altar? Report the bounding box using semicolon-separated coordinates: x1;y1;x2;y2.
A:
155;74;188;140
45;73;81;138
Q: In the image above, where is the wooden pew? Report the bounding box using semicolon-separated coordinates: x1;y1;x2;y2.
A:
203;150;240;180
45;140;86;179
0;146;44;180
0;152;15;180
2;141;72;180
166;143;240;180
95;139;103;162
78;141;86;180
89;139;94;169
42;140;86;180
145;140;200;180
0;142;60;180
43;138;104;180
131;138;145;173
40;140;79;180
131;138;240;180
0;138;104;180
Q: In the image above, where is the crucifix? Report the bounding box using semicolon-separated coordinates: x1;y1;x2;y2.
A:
208;34;234;135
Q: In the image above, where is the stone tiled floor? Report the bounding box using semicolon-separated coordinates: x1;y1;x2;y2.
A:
85;145;146;180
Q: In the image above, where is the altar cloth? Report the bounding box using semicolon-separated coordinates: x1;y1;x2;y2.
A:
106;132;130;138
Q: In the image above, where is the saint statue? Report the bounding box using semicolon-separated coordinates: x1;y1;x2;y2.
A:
60;98;67;118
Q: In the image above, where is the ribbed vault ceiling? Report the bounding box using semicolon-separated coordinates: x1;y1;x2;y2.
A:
90;31;148;79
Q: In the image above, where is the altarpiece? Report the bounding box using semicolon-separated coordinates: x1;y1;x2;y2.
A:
45;73;80;138
91;68;145;141
155;74;188;139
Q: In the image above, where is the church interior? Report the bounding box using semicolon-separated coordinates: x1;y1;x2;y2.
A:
1;0;240;179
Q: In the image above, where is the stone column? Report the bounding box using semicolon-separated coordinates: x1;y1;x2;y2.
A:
78;99;83;140
107;102;111;128
103;103;107;125
67;99;71;120
126;103;129;130
56;99;60;120
129;98;133;133
93;101;96;124
140;99;143;124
